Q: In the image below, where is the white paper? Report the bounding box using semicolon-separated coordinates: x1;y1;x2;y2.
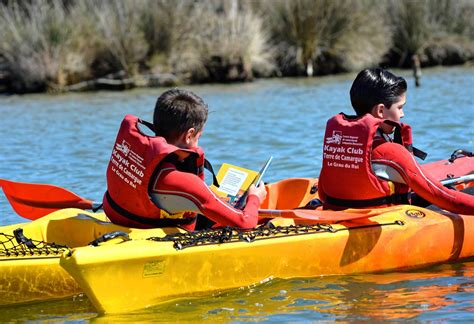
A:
217;168;248;196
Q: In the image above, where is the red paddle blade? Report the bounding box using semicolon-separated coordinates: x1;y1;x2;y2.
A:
0;179;93;220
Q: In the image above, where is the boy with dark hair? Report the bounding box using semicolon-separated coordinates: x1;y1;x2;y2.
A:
153;89;208;142
103;89;267;230
350;68;407;116
317;68;474;214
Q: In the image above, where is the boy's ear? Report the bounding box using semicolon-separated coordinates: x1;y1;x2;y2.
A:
371;104;385;119
184;128;196;144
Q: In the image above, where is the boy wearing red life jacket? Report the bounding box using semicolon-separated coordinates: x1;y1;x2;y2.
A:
318;68;474;214
103;89;267;230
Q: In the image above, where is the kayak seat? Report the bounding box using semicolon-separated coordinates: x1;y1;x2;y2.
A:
261;178;319;209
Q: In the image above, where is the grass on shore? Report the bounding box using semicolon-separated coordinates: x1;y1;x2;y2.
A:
0;0;472;93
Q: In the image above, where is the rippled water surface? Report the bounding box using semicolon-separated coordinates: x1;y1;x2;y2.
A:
0;67;473;321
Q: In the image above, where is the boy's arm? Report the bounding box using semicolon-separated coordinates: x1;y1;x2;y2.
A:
372;142;474;214
151;165;260;229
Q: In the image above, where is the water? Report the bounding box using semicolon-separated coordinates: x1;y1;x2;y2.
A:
0;66;473;321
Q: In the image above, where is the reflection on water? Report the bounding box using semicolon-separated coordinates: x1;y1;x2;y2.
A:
140;262;474;322
0;294;95;322
1;261;473;322
0;67;473;321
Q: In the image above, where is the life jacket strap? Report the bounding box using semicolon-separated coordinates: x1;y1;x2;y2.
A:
325;193;410;208
411;146;427;160
204;159;219;187
392;123;427;160
138;118;156;133
105;191;196;226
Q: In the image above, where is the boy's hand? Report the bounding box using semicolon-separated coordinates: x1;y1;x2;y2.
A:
248;182;267;204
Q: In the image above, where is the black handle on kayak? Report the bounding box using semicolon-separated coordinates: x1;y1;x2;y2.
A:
449;149;473;163
13;228;36;249
89;231;130;246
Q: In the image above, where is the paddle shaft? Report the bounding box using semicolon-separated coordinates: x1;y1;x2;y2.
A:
80;174;474;206
440;174;474;186
2;174;472;220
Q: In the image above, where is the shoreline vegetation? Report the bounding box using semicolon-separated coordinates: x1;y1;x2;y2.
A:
0;0;473;94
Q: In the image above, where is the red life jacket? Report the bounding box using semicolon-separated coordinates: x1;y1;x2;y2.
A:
103;114;206;228
318;113;413;209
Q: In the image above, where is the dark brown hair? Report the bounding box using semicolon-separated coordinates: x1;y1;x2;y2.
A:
350;68;407;116
153;89;208;140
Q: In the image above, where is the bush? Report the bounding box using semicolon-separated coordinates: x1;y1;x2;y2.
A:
387;0;474;67
423;35;474;66
165;0;275;82
0;1;89;92
87;0;148;77
134;0;195;79
131;0;274;82
262;0;390;76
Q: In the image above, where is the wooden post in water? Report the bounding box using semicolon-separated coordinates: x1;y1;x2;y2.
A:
306;60;314;77
412;54;421;87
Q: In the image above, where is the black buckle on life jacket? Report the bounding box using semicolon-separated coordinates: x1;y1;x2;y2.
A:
325;193;410;208
105;191;196;227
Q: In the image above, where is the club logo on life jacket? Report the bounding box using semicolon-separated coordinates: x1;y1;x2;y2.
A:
405;209;426;218
323;127;364;170
115;140;131;156
326;131;343;144
111;138;146;190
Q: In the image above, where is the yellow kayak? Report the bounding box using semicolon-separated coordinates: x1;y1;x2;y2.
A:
60;204;474;314
0;177;318;306
0;209;182;306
